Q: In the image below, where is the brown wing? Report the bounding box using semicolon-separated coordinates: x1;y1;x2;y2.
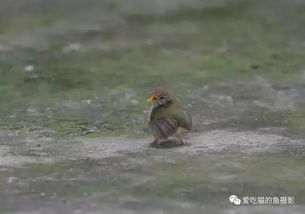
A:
177;111;192;131
149;119;177;139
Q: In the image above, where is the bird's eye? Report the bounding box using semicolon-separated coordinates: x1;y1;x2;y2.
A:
159;96;164;100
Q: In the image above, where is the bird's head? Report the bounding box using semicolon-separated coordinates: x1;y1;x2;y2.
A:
146;87;172;106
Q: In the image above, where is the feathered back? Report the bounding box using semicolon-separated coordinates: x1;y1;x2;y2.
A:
148;98;192;139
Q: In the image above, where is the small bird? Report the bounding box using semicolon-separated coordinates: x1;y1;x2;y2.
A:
146;87;192;145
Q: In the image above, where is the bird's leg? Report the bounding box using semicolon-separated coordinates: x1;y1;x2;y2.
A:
175;133;185;145
152;138;159;145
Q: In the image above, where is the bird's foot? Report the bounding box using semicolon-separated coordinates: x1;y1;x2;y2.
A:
152;139;159;145
179;140;186;145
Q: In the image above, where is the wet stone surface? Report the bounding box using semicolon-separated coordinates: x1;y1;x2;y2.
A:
0;0;305;213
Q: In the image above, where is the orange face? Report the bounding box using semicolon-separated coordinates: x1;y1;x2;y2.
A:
146;87;170;104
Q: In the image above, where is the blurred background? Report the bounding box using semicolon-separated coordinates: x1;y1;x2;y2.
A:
0;0;305;213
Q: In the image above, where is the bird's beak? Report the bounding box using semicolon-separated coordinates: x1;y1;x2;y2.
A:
146;95;157;102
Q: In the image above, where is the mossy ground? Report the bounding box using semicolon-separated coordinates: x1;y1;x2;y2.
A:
0;0;304;138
